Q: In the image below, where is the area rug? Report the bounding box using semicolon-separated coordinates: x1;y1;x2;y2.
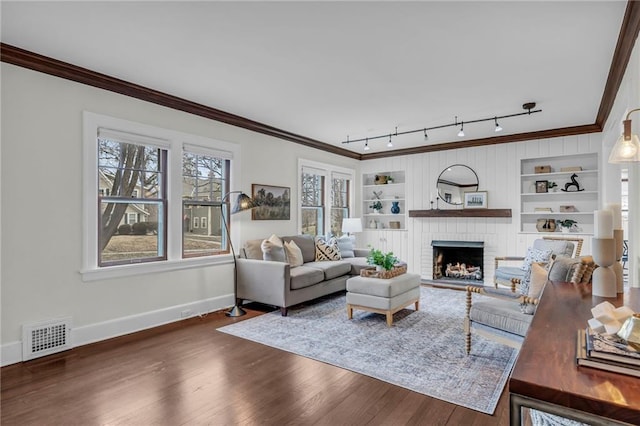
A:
217;286;518;415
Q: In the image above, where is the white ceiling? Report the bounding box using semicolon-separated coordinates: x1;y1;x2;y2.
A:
1;1;629;154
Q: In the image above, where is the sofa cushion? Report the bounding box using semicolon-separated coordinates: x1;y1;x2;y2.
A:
304;260;351;280
315;237;341;261
284;240;304;267
261;234;286;262
533;239;574;258
282;235;316;263
471;299;533;337
336;235;355;258
289;266;325;290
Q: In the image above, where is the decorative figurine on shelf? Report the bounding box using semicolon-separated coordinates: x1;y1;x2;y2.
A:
391;201;400;214
561;174;584;192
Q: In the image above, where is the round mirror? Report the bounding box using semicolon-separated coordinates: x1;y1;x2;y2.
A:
437;164;479;205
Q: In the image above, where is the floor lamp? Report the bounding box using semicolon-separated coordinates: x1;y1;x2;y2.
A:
221;191;257;317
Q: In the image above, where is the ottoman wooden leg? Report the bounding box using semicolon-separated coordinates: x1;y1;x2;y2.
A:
347;304;353;320
386;312;393;327
415;300;420;311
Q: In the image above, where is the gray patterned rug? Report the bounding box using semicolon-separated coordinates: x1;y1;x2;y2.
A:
217;286;518;415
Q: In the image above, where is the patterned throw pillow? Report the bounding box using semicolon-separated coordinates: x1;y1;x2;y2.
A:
284;240;304;267
315;237;341;261
261;234;286;262
520;262;549;315
521;247;553;271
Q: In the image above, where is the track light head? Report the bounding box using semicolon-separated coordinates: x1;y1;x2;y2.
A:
387;135;393;148
457;122;465;137
364;139;370;151
424;129;428;140
494;117;502;132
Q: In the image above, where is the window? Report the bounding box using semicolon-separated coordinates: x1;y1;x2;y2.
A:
83;112;239;280
301;169;325;236
299;160;354;237
330;173;351;236
97;130;167;266
182;148;231;258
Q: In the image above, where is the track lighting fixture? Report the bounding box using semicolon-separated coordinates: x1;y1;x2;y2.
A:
341;102;541;149
494;117;503;132
609;108;640;163
457;122;465;137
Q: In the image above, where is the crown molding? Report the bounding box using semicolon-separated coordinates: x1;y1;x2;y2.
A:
0;42;361;160
2;0;638;162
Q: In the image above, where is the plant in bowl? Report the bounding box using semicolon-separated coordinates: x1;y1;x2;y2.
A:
547;181;558;192
367;247;398;271
556;219;577;232
370;201;383;213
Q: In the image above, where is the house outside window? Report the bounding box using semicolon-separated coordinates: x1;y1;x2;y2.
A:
299;160;354;237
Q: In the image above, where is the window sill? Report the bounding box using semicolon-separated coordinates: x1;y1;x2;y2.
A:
80;254;234;282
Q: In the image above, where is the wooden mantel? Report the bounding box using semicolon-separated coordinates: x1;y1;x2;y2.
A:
408;209;512;218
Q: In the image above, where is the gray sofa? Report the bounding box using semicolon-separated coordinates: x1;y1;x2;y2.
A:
236;234;370;315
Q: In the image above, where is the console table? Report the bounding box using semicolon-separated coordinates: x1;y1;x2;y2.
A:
509;281;640;425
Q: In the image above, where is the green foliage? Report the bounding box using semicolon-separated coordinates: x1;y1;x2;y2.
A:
132;222;148;235
367;247;398;270
117;224;132;235
547;181;557;188
370;201;383;211
556;219;577;228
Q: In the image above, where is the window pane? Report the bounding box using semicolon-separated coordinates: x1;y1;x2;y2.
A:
183;204;228;258
301;172;324;235
98;139;161;198
330;208;348;236
182;152;226;201
99;200;165;265
330;177;350;236
182;151;230;258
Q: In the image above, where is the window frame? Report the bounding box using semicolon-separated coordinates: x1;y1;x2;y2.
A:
298;159;355;237
82;112;241;282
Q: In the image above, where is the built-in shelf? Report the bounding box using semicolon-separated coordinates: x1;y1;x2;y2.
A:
409;209;512;218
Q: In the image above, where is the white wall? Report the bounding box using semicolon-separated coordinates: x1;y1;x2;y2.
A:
0;63;359;364
601;34;640;288
361;134;602;281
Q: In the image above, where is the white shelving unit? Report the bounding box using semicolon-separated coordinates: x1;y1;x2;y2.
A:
520;153;599;235
362;171;406;231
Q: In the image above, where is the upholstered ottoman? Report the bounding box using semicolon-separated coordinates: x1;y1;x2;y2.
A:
346;273;421;326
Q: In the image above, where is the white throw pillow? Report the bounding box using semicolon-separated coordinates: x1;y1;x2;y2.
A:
261;234;286;262
284;239;304;267
336;235;355;258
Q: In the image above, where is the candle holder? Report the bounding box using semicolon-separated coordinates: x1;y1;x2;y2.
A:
613;229;624;293
592;237;616;298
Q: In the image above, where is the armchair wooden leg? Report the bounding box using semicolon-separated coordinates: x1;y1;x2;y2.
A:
465;288;472;355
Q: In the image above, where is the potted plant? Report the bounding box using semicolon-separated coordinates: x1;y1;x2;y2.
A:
370;200;383;213
556;219;577;233
547;181;558;192
367;247;398;271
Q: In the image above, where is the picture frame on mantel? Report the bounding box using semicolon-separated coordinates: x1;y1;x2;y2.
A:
463;191;488;209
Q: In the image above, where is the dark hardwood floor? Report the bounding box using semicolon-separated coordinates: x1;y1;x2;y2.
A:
1;303;509;425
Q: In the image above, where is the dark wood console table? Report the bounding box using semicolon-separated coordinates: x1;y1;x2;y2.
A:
509;281;640;425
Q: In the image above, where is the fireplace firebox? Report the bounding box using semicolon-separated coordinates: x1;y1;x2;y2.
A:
431;240;484;282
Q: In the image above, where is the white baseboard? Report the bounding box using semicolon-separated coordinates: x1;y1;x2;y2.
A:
1;294;233;367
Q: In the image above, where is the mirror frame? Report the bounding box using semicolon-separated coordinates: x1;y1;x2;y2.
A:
436;164;479;205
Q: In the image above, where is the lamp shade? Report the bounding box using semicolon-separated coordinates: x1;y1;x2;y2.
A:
341;218;363;234
231;192;257;214
609;133;640;163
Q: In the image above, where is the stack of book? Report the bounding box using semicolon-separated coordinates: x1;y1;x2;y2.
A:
576;329;640;378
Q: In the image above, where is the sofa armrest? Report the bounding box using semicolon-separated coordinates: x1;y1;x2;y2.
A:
236;258;290;307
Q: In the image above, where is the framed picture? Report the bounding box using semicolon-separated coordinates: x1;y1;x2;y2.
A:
535;180;548;193
251;184;291;220
463;191;488;209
